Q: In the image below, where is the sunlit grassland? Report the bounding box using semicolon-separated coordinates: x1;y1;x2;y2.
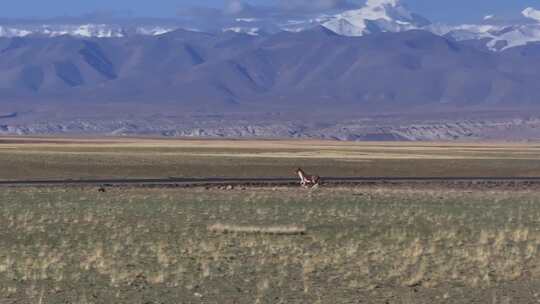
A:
2;187;540;303
2;137;540;180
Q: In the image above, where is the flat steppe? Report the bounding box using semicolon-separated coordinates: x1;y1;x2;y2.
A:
2;137;540;180
2;137;540;303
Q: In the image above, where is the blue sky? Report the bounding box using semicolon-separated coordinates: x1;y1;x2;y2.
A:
1;0;538;23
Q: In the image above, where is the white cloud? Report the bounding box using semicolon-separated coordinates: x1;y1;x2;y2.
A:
279;0;354;12
224;0;247;15
522;7;540;22
483;15;494;21
366;0;400;7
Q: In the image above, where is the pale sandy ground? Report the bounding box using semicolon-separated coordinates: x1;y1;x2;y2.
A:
3;137;540;160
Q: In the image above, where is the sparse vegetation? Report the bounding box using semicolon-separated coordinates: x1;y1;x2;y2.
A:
2;137;540;180
2;186;540;303
3;138;540;303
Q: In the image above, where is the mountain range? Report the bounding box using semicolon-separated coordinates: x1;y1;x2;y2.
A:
1;0;540;139
2;0;540;52
2;25;540;110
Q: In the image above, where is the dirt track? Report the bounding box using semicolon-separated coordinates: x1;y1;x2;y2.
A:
3;176;540;190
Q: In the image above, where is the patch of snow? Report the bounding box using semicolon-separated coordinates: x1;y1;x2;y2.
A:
136;27;175;36
223;27;260;36
236;18;259;23
323;18;364;36
0;26;32;37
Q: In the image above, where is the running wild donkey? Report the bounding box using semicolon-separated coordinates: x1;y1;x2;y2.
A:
295;168;321;188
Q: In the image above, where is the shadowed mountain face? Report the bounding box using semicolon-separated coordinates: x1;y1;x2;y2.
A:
1;28;540;115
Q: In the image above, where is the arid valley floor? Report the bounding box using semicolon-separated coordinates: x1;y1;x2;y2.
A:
2;137;540;303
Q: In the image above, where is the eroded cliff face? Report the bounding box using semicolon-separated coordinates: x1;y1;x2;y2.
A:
3;115;540;141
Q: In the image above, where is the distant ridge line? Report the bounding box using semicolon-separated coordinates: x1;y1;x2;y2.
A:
0;112;17;119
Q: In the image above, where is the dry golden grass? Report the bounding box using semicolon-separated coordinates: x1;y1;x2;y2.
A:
208;223;307;235
2;136;540;180
2;186;540;303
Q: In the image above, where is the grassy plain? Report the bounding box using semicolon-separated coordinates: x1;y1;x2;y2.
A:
2;137;540;180
3;137;540;303
2;187;540;303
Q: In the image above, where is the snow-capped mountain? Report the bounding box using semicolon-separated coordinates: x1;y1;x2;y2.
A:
217;0;432;38
486;23;540;50
430;7;540;51
0;25;32;37
2;1;540;52
319;1;540;51
322;0;430;36
0;24;176;38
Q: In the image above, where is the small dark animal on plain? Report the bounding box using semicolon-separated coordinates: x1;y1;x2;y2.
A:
98;187;106;193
